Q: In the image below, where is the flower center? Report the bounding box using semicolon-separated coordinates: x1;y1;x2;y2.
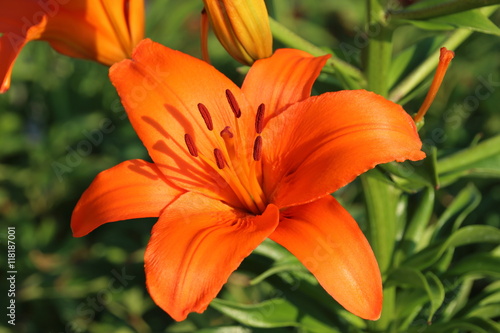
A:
183;89;267;215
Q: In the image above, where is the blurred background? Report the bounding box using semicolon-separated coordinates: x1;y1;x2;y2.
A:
0;0;499;332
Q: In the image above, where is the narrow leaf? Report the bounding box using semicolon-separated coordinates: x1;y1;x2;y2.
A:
403;225;500;270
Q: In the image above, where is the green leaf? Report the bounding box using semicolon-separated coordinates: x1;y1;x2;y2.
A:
399;9;500;36
386;268;444;322
383;146;439;192
431;183;481;241
252;239;293;262
403;225;500;270
408;317;500;333
452;280;500;319
196;327;252;333
466;303;500;319
425;272;445;323
250;257;304;285
445;253;500;280
395;187;435;264
439;277;475;320
210;298;340;333
438;135;500;186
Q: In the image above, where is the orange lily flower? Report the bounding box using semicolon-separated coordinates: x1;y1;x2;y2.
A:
71;39;425;321
0;0;144;93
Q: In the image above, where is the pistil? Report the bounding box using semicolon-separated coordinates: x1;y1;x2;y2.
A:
413;47;454;124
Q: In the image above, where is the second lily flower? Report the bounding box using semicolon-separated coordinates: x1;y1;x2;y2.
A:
0;0;144;93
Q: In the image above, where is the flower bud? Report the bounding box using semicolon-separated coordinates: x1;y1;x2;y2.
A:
202;0;273;65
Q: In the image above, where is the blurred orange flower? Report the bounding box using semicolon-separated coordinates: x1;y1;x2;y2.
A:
0;0;144;93
71;39;425;321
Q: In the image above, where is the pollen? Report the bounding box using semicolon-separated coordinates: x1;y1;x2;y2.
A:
255;103;265;134
197;103;213;130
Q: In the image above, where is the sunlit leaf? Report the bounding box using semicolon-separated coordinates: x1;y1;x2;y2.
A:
403;225;500;270
438;135;500;186
210;298;340;333
445;253;500;280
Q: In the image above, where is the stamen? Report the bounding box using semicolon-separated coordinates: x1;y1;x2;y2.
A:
220;126;234;139
214;148;226;169
413;47;455;124
253;136;263;161
225;89;241;118
255;103;265;134
197;103;213;130
184;134;198;157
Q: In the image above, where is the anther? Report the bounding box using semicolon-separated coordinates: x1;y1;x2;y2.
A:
214;148;226;169
225;89;241;118
255;103;265;134
220;126;234;139
253;136;263;161
197;103;213;130
184;134;198;157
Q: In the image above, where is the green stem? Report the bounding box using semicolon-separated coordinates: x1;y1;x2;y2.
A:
366;27;393;95
388;29;472;103
389;0;500;20
363;3;399;332
361;169;401;274
268;17;363;82
366;0;393;95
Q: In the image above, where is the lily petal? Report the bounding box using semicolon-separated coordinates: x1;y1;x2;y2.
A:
144;192;279;321
262;90;425;208
0;2;47;92
43;0;142;65
270;195;382;320
241;48;329;121
71;159;183;237
127;0;145;49
109;39;255;204
0;0;144;92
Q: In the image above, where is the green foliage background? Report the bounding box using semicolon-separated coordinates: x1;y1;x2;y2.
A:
1;0;500;332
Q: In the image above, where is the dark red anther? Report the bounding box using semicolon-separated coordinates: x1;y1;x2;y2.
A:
255;103;265;134
225;89;241;118
184;134;198;157
197;103;213;131
253;136;263;161
214;148;226;169
220;126;234;138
